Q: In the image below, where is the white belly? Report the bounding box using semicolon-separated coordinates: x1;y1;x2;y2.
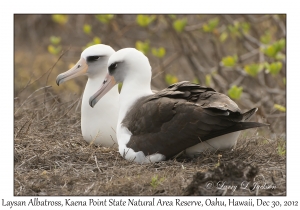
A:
185;131;241;157
81;101;118;147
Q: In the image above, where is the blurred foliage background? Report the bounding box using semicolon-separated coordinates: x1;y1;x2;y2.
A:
14;14;286;134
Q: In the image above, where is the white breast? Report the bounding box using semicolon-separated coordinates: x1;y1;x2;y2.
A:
81;77;119;147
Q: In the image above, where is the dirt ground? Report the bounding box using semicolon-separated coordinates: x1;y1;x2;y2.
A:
14;94;286;196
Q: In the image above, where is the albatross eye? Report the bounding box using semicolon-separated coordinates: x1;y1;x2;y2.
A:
108;62;118;74
87;56;102;62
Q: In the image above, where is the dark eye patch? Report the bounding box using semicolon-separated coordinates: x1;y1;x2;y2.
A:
108;62;118;74
87;56;104;62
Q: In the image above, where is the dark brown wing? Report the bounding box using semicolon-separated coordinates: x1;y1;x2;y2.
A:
122;82;267;159
153;81;241;114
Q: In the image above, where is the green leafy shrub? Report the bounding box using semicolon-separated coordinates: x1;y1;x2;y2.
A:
203;17;219;33
173;18;187;33
265;62;282;75
47;45;61;55
260;31;272;44
136;15;156;27
95;15;114;24
48;36;62;55
83;24;92;35
274;104;286;112
262;39;285;58
50;36;61;45
151;47;166;58
222;55;238;67
228;22;241;37
219;32;228;42
244;63;263;77
228;85;243;100
136;40;150;54
165;74;178;85
241;22;250;34
275;52;285;61
52;15;68;25
205;74;211;86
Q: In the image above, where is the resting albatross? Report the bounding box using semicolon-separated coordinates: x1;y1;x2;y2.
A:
56;44;119;147
89;48;267;163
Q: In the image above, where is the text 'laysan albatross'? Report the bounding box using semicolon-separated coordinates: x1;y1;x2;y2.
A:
89;48;268;163
56;44;119;147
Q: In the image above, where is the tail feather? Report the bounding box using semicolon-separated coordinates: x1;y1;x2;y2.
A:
202;121;268;141
242;108;258;122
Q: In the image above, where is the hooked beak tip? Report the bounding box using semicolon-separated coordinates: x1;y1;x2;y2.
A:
56;77;62;86
89;97;96;108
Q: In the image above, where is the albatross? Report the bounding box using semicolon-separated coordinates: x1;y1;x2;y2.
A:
89;48;267;163
56;44;119;147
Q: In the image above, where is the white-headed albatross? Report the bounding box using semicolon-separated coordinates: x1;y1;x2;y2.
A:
89;48;267;163
56;44;119;147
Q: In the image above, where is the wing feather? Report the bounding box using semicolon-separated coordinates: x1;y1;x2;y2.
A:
123;82;267;159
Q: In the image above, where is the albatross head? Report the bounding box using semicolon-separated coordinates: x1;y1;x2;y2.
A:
56;44;115;85
89;48;152;107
